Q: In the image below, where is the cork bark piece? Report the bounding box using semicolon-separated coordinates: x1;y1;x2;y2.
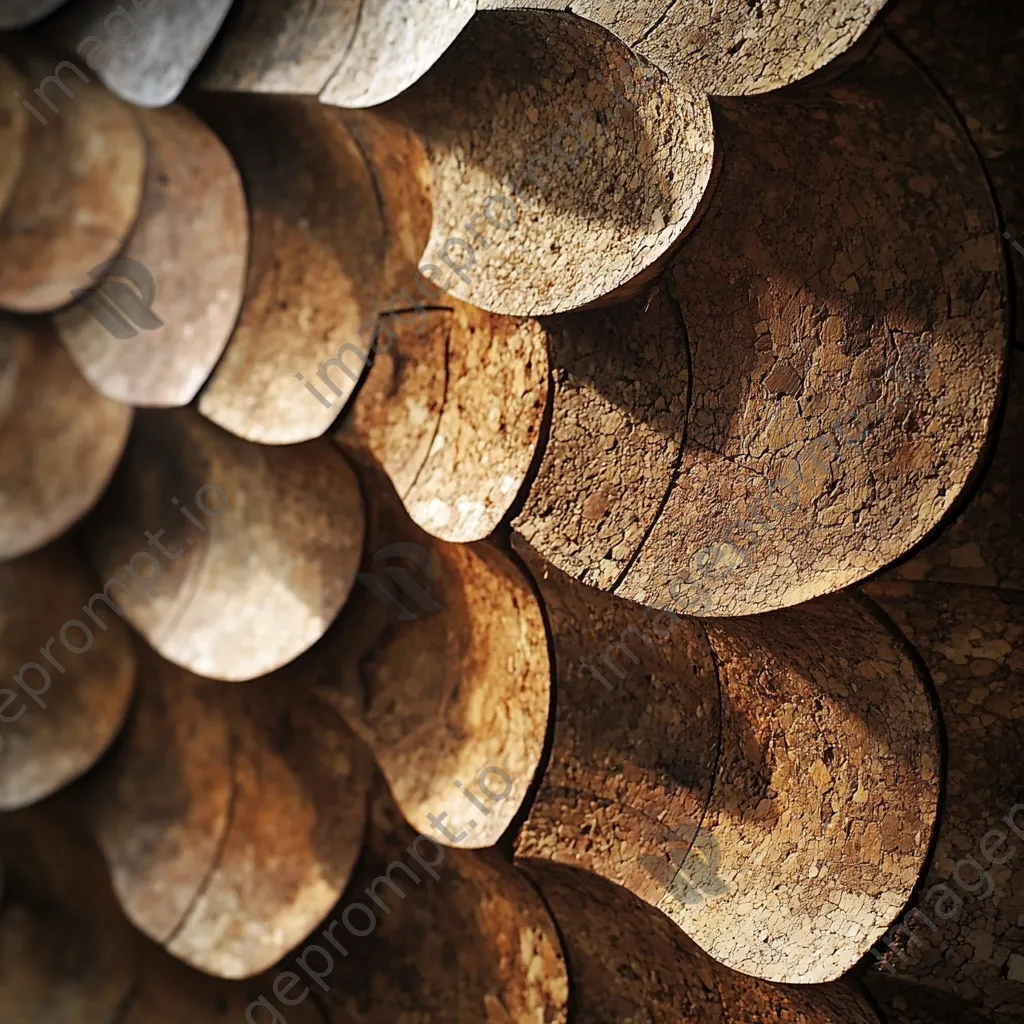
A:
862;581;1024;1022
674;593;940;983
55;104;249;408
887;354;1024;591
0;69;145;314
0;59;27;219
318;0;476;109
512;286;689;591
289;458;550;850
520;859;883;1024
0;544;136;811
888;0;1024;350
619;39;1007;618
47;0;235;107
79;643;373;980
0;0;68;29
83;409;365;682
198;0;360;95
310;782;569;1023
392;9;715;316
511;539;722;912
0;318;133;560
194;95;387;445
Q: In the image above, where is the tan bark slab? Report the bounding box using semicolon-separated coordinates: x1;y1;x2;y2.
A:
0;58;28;219
47;0;235;107
863;581;1024;1022
286;457;550;850
310;782;569;1023
619;38;1007;617
513;541;940;983
84;409;365;682
78;641;373;980
195;96;387;444
0;317;133;560
521;859;883;1023
887;354;1024;592
0;0;68;29
319;0;476;109
0;544;136;811
56;104;249;408
512;287;689;590
888;0;1024;350
392;9;715;315
0;67;145;314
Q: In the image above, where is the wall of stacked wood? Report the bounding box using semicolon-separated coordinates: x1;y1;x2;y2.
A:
0;1;1022;1022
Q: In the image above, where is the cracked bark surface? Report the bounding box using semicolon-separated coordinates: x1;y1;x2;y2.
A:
618;39;1007;617
78;641;373;980
521;859;883;1023
513;542;940;983
862;580;1024;1022
194;95;387;445
390;9;715;316
56;104;249;408
0;544;136;811
284;457;550;850
84;409;365;682
0;65;145;314
0;318;132;560
887;0;1024;350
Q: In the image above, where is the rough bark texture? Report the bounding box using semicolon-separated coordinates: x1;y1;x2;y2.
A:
521;859;883;1023
287;457;550;850
863;581;1024;1022
512;287;689;590
0;544;136;811
319;0;476;109
887;0;1024;350
56;104;249;408
79;641;373;980
618;39;1007;617
0;68;145;313
48;0;235;107
0;58;26;216
391;10;715;316
195;95;387;444
84;409;365;682
0;318;133;560
887;354;1023;592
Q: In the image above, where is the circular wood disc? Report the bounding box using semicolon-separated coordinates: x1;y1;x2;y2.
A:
0;58;28;219
619;39;1007;617
520;859;883;1024
55;104;249;408
314;782;570;1023
0;317;133;560
0;0;69;29
195;96;388;444
396;9;716;315
48;0;235;107
318;0;476;109
298;458;550;850
680;593;940;983
0;544;136;811
0;73;145;314
81;642;373;980
83;409;366;682
862;580;1024;1021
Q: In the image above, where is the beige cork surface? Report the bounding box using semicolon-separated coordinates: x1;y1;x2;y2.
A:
0;318;133;559
619;39;1007;617
83;410;365;682
0;72;145;314
195;95;387;444
394;9;715;316
0;544;136;811
56;104;249;408
863;580;1024;1021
